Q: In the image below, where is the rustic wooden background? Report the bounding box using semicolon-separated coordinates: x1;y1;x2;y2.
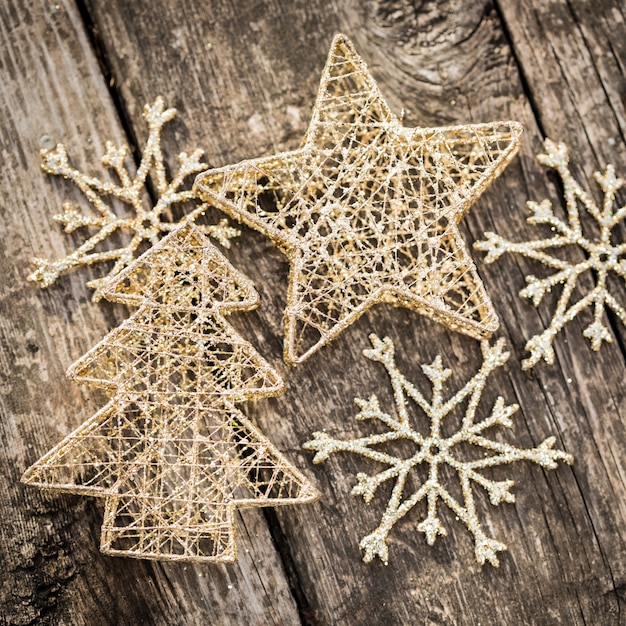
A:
2;0;626;624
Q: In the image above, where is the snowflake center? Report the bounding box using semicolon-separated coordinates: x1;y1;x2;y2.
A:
420;436;449;462
590;244;620;270
135;214;161;238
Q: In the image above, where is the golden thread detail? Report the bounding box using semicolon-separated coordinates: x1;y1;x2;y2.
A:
195;34;523;364
23;223;318;562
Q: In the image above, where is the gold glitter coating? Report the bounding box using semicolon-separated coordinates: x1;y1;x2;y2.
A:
195;34;523;364
304;334;572;566
476;139;626;369
22;223;318;562
29;97;239;300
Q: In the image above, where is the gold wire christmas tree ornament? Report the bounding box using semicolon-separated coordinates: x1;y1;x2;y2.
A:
29;96;239;301
475;139;626;369
194;33;524;365
22;223;318;562
304;334;572;567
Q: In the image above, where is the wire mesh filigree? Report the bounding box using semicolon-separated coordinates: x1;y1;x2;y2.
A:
195;34;523;364
23;223;318;562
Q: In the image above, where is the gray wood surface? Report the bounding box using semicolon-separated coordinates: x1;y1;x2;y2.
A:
1;0;625;624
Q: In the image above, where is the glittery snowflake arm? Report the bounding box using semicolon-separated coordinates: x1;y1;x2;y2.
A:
475;138;626;369
28;97;239;300
305;395;425;494
304;334;572;567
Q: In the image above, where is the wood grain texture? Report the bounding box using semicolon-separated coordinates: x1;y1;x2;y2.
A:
2;0;626;624
0;2;301;625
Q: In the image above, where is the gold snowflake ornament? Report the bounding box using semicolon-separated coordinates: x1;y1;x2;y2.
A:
29;97;239;300
195;34;523;364
23;223;318;562
304;334;571;566
475;139;626;369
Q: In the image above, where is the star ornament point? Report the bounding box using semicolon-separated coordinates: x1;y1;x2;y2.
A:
195;34;523;364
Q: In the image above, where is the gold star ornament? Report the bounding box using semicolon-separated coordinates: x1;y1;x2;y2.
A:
195;34;523;364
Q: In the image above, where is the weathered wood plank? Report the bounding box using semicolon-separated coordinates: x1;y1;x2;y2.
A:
495;0;626;610
79;0;626;624
0;2;302;624
497;0;626;168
